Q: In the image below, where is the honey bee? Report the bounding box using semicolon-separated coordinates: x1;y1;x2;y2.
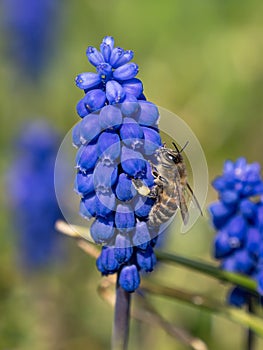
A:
132;142;202;227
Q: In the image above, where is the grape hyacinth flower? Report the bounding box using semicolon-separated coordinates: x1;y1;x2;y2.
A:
75;36;145;118
209;158;263;307
74;36;163;293
8;121;63;271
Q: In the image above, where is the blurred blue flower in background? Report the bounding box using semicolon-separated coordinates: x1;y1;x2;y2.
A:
74;36;163;292
8;121;64;272
209;158;263;306
2;0;61;82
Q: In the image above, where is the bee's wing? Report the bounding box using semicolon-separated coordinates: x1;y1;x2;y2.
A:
186;182;203;216
174;169;189;225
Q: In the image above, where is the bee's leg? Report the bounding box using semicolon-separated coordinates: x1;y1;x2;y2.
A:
147;159;158;175
147;184;160;198
132;179;151;196
132;179;159;199
157;175;168;185
152;170;159;178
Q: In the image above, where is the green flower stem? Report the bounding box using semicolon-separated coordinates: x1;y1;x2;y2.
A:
247;298;255;350
112;276;131;350
141;280;263;337
155;250;257;293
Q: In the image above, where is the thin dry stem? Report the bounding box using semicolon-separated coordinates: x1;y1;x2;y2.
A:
77;240;100;259
55;220;100;259
98;278;208;350
55;220;82;238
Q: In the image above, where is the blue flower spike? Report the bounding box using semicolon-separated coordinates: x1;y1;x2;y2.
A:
8;121;63;271
2;0;61;82
74;36;163;293
209;158;263;306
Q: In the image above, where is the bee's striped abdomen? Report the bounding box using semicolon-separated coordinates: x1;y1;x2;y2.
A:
148;188;178;227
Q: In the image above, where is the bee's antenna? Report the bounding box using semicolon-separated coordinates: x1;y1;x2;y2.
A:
172;142;180;153
172;141;189;154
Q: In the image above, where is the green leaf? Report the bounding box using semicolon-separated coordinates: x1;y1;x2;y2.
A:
155;250;257;293
142;280;263;337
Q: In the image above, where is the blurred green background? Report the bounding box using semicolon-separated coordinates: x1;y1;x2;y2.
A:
1;0;263;349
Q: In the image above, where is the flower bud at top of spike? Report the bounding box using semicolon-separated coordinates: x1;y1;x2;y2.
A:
109;47;124;67
100;36;114;62
86;46;104;67
100;43;112;63
96;63;112;80
113;50;134;68
113;63;138;81
101;36;115;50
76;37;144;111
75;72;101;90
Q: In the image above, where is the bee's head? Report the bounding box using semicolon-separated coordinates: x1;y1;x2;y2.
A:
158;141;188;164
163;149;183;164
156;146;181;165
